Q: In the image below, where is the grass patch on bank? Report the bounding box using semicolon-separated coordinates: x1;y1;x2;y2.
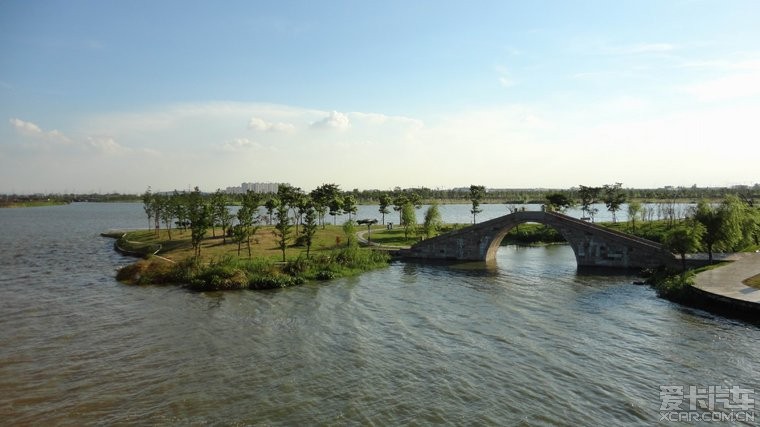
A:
113;225;390;290
744;274;760;289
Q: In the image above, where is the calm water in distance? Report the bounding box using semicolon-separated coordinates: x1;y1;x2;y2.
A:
1;203;757;425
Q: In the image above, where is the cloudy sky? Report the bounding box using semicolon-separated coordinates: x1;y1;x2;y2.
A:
2;1;759;194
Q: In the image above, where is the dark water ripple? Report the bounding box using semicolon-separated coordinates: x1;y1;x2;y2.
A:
1;203;759;425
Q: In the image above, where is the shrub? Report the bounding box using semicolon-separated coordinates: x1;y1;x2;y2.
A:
248;274;304;290
653;271;695;299
283;256;311;276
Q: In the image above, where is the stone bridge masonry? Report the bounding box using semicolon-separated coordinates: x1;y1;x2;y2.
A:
405;210;679;270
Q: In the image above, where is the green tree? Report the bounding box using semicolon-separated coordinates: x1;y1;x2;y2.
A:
310;183;340;228
342;219;357;247
211;189;233;242
663;221;705;271
273;203;291;262
302;206;318;258
603;183;626;223
627;200;642;232
578;185;601;222
187;186;210;260
264;196;279;225
745;208;760;247
329;195;344;225
157;194;175;240
142;187;153;230
234;191;260;257
470;185;486;224
291;191;308;236
172;190;190;230
422;203;442;238
378;193;391;225
343;194;358;221
392;193;408;225
401;202;417;239
693;196;746;262
545;193;572;212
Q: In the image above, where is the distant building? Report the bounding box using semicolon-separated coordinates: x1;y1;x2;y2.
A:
225;182;282;194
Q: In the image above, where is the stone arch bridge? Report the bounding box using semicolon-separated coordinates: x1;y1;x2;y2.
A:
405;210;678;270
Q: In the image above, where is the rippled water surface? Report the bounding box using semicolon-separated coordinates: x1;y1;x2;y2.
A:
1;203;758;425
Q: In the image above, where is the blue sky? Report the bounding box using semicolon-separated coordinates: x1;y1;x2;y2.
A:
2;1;759;194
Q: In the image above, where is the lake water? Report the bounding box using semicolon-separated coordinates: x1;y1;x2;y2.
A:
1;203;757;425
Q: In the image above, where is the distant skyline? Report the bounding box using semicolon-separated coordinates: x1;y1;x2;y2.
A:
2;1;760;194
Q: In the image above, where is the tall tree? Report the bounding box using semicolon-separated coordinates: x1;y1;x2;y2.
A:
603;183;626;223
469;185;486;224
187;186;210;260
310;183;340;228
142;187;154;231
273;203;291;262
211;189;233;242
302;206;318;258
693;196;746;262
234;190;260;258
342;219;357;247
291;191;309;236
545;193;573;212
392;193;408;225
158;194;175;240
150;191;162;236
422;203;442;238
328;195;344;225
627;200;643;232
343;194;358;221
264;196;279;225
663;221;705;271
401;202;417;239
172;190;190;231
378;193;391;225
578;185;601;222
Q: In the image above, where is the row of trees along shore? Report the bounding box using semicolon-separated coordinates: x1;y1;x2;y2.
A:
143;182;759;262
141;183;446;262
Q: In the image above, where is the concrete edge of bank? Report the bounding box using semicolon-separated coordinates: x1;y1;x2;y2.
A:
691;252;760;319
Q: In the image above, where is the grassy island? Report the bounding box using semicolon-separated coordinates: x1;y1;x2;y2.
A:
109;225;390;291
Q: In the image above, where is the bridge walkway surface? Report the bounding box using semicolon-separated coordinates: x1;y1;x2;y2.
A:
692;252;760;309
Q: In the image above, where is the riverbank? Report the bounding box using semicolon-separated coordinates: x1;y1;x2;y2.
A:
690;252;760;317
0;200;69;208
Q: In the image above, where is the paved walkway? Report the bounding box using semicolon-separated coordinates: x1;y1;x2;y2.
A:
693;252;760;305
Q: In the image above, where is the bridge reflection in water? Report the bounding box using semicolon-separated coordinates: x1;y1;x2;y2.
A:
405;210;678;270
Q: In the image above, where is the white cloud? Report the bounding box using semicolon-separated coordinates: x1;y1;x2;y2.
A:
499;76;514;88
310;111;351;130
9;117;72;145
347;111;424;129
247;116;296;132
8;117;132;156
221;138;262;151
10;118;43;135
682;72;760;102
86;136;127;154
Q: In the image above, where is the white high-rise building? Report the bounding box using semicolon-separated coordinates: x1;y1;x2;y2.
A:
225;182;282;194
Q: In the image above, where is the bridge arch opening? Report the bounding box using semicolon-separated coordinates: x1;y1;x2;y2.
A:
484;220;579;264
